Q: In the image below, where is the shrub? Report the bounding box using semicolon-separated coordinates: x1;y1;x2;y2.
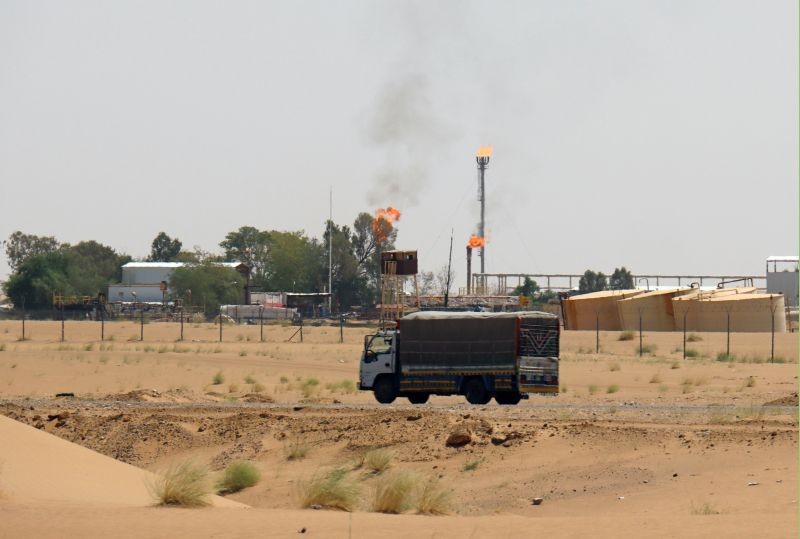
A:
158;345;169;354
301;467;360;511
372;471;418;514
685;348;699;358
279;376;289;383
326;380;356;394
744;376;756;388
639;344;656;355
228;383;239;393
716;352;735;362
649;373;662;384
285;436;310;460
416;477;451;515
588;385;598;395
244;374;257;384
670;361;681;370
212;371;225;385
690;501;720;515
151;460;211;507
462;459;482;472
239;350;247;357
608;362;621;372
84;343;94;351
0;344;5;352
217;461;261;494
252;383;266;393
618;331;635;341
606;384;619;394
686;333;702;342
363;448;394;473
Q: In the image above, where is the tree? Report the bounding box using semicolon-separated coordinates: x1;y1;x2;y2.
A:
263;231;324;292
4;241;130;309
4;251;75;309
3;231;60;271
578;270;607;294
148;232;182;262
169;262;244;314
435;265;456;297
609;267;634;290
219;226;271;284
323;221;366;310
418;271;435;295
512;277;540;297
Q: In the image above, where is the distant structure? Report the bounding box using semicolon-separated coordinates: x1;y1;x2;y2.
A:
108;262;248;303
766;256;798;307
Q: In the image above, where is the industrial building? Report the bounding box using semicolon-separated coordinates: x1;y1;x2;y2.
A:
766;256;798;307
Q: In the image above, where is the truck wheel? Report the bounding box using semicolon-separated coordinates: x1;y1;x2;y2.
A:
373;376;397;404
464;379;490;405
407;393;429;404
495;392;522;405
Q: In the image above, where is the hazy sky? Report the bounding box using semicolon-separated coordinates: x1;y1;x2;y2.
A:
1;1;797;285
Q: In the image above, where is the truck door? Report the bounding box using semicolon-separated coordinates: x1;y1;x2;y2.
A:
359;332;395;389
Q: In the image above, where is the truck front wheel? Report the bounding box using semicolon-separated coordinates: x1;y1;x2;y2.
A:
373;376;397;404
407;393;429;404
464;379;490;405
495;392;522;405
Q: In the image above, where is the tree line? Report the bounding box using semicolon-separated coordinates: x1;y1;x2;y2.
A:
1;211;398;312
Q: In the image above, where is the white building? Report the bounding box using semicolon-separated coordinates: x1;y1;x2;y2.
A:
108;261;242;303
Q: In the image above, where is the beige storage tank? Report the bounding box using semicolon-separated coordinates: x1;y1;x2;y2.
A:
617;288;695;331
672;292;785;333
562;289;644;330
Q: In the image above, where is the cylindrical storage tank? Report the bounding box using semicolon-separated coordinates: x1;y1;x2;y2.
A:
562;290;643;330
672;293;785;332
617;288;694;331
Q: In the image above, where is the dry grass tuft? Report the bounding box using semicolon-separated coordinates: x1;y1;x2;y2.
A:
363;448;394;473
686;333;702;342
416;477;451;515
649;373;662;384
151;460;211;507
212;371;225;385
217;461;261;494
372;470;419;514
690;501;720;515
301;467;360;511
618;331;635;341
606;384;619;394
285;436;310;460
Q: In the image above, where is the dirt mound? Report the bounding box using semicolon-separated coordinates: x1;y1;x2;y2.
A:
105;388;197;403
764;392;799;406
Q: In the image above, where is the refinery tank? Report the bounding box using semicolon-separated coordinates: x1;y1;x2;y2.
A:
616;288;695;331
562;289;644;331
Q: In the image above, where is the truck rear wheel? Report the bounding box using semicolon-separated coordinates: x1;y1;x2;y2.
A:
464;379;490;405
373;376;397;404
407;393;429;404
495;392;522;405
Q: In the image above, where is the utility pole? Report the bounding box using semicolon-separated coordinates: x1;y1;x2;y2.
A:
444;230;453;308
328;186;333;314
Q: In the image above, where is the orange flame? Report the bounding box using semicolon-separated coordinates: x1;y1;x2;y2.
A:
373;206;402;242
476;145;493;158
467;234;485;248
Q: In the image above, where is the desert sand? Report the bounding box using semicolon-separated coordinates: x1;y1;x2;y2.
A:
0;320;797;538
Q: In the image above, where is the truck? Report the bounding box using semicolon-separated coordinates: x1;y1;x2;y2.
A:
358;311;560;405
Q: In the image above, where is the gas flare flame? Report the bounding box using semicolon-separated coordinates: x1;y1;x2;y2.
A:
476;145;493;158
467;234;485;248
373;206;401;242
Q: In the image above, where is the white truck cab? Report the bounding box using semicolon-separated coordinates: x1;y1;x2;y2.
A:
358;330;396;389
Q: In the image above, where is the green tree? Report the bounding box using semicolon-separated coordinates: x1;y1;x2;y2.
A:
148;232;182;262
263;231;324;292
578;270;607;294
323;221;366;310
219;226;271;284
169;262;244;314
3;231;61;271
609;267;634;290
4;251;76;309
512;277;540;297
69;241;131;284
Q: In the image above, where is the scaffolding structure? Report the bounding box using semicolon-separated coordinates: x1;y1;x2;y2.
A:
379;251;420;327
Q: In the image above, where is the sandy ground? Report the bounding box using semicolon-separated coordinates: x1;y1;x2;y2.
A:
0;320;797;538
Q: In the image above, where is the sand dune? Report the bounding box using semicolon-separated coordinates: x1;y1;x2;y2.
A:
0;415;244;508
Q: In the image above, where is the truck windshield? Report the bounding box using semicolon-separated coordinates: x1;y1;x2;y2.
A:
366;335;392;355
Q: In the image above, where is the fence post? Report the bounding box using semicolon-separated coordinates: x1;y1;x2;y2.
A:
100;308;104;341
180;310;184;342
61;304;65;342
340;315;344;343
682;310;687;360
219;306;223;342
726;310;731;358
595;311;599;354
259;308;264;342
638;311;643;357
770;302;776;363
300;320;304;343
21;300;26;341
140;308;144;341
